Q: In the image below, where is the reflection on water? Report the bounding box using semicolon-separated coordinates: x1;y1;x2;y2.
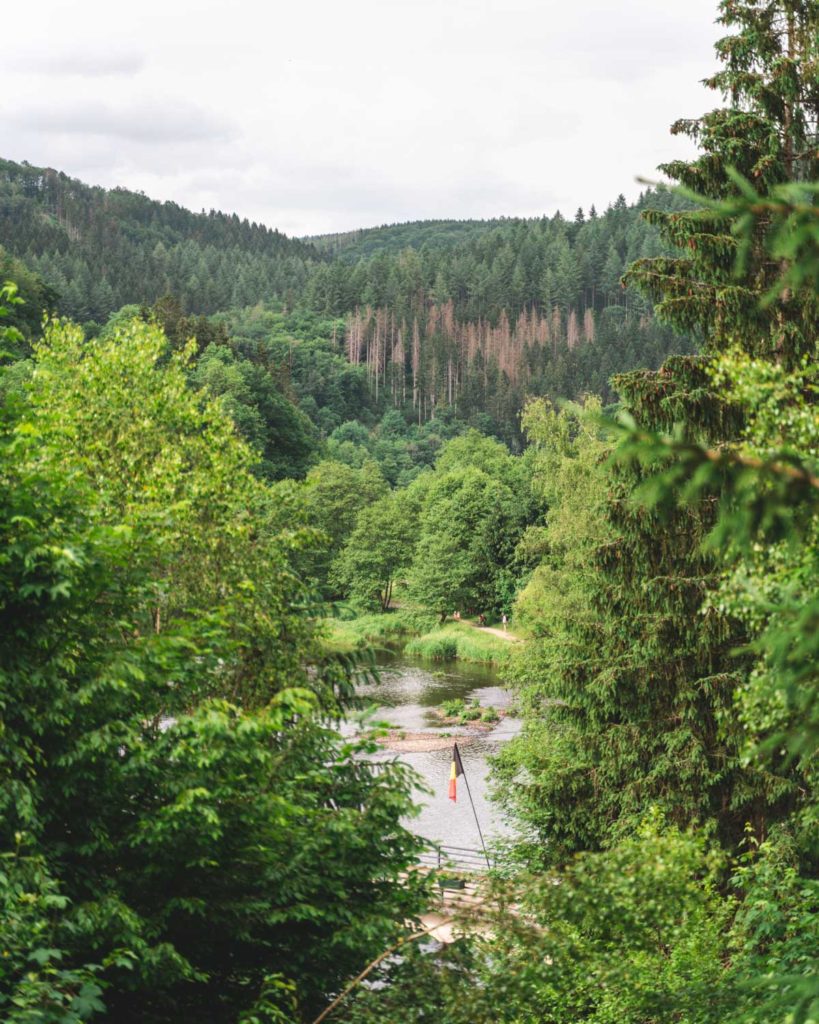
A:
350;654;520;850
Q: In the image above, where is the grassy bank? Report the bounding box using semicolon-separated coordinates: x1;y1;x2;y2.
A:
405;621;512;665
322;612;513;665
321;609;436;655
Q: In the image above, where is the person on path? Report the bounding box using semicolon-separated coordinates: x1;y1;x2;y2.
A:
502;613;508;631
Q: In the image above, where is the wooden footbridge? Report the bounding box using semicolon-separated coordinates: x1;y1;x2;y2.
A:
415;843;502;942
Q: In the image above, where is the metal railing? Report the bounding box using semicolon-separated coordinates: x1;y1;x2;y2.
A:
418;843;496;873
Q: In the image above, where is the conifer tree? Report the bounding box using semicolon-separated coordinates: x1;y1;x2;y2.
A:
627;0;818;359
500;0;818;863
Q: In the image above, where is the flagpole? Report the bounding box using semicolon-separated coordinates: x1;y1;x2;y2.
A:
456;744;490;869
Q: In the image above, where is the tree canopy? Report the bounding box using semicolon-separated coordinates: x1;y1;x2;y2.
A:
0;316;428;1022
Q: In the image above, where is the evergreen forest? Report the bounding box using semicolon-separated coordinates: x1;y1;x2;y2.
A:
0;157;694;443
1;1;818;1022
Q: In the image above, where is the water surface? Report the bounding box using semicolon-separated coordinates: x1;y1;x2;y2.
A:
351;655;520;851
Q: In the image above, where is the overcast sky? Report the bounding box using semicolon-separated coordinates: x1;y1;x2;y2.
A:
3;0;722;237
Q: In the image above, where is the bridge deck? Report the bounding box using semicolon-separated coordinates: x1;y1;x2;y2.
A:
413;843;502;942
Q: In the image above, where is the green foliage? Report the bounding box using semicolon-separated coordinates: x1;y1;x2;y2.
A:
331;490;416;610
94;298;324;482
405;633;459;661
340;825;819;1024
501;0;818;868
25;316;343;710
498;390;763;863
320;609;429;654
613;179;819;774
512;397;611;638
302;459;388;596
219;305;381;438
307;218;513;259
306;190;693;357
609;346;819;1024
0;251;56;348
625;2;817;363
408;455;528;618
341;825;734;1024
729;829;819;1024
485;27;819;1024
456;700;483;724
306;192;696;445
0;280;25;358
323;427;536;624
192;341;318;480
0;846;105;1023
0;150;701;445
0;313;428;1022
438;698;497;723
697;174;819;305
327;410;467;486
440;698;466;716
327;611;511;665
3;8;815;1023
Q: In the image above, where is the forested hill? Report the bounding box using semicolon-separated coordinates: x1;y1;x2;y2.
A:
303;191;690;321
301;189;695;419
0;157;321;323
306;218;509;260
1;155;696;438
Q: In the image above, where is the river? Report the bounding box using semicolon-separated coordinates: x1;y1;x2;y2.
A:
351;655;520;851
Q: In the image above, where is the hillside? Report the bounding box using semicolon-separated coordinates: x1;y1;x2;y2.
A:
0;156;696;443
302;190;696;432
306;218;511;260
0;157;321;322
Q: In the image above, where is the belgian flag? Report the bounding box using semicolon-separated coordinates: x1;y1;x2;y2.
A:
448;743;464;802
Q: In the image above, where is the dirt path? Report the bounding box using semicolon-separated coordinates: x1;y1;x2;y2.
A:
462;620;521;642
388;602;522;642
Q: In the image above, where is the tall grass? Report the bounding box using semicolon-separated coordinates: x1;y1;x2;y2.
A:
323;613;513;665
404;623;511;665
321;609;437;654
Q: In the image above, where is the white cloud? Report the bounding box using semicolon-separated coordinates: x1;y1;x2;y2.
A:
8;47;147;77
1;0;721;235
10;99;236;144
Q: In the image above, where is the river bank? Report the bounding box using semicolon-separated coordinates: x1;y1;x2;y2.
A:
323;609;518;666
